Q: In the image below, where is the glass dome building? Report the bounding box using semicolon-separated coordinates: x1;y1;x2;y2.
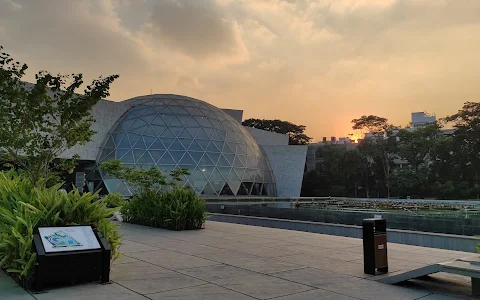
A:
96;94;277;197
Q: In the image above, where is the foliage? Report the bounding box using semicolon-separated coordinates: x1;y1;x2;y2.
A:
351;115;390;135
103;193;126;208
0;46;118;184
100;159;189;194
121;187;208;231
0;171;120;285
242;118;312;145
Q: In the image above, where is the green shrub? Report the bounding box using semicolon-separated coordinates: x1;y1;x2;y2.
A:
121;187;208;231
0;171;120;286
103;193;126;208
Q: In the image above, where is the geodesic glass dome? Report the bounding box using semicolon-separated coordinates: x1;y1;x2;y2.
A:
95;94;276;197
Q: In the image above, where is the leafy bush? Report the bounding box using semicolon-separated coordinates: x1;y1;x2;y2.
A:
121;187;208;231
103;193;126;208
0;171;120;286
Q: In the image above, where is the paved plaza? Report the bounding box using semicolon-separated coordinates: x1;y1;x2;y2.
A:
1;221;478;299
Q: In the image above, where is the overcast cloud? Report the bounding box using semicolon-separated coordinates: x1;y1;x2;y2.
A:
1;0;479;139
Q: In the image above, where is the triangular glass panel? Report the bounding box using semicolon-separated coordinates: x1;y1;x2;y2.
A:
116;148;129;159
246;146;255;157
177;115;192;127
218;167;231;180
185;106;201;115
129;118;148;131
206;141;220;152
236;143;247;155
118;119;136;131
137;152;154;164
235;132;246;143
233;168;245;180
203;127;214;138
198;153;214;166
149;138;165;150
202;118;215;128
132;149;145;162
153;105;166;113
210;181;225;195
141;114;156;124
201;108;213;117
167;105;181;113
121;150;135;164
104;136;115;148
151;125;166;136
237;183;250;195
178;153;195;165
169;139;185;151
211;130;225;141
233;155;245;167
127;133;142;147
207;152;221;165
224;142;236;154
224;153;235;164
237;155;247;166
220;182;234;196
125;111;138;120
100;149;115;162
170;127;183;137
188;151;204;162
117;135;131;148
246;156;257;168
179;138;193;149
160;106;174;114
178;129;193;138
255;170;263;182
187;127;200;137
210;118;222;129
213;141;224;152
178;165;195;174
158;114;174;125
185;116;200;127
161;138;175;149
176;106;190;115
112;132;123;145
228;168;241;183
227;180;241;196
198;166;214;181
143;126;156;136
161;128;176;138
214;111;227;121
225;131;237;143
243;169;254;181
149;150;165;162
151;115;166;126
210;168;225;181
196;139;210;150
202;182;217;196
193;115;207;126
195;128;210;140
143;136;156;148
217;154;230;166
189;140;203;151
169;116;183;127
132;137;146;149
130;125;147;134
170;151;185;163
158;152;175;165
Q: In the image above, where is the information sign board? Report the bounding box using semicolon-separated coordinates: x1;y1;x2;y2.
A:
38;226;101;253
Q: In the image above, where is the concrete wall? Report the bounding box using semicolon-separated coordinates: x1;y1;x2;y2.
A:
221;109;244;123
261;145;307;197
59;100;130;160
245;127;289;146
208;213;480;252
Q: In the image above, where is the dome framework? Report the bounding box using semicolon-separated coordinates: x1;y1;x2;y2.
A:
95;95;276;197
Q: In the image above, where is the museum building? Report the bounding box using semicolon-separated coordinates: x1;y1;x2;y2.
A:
59;94;307;198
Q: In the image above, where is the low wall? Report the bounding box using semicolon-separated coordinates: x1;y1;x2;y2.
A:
206;204;480;236
208;213;480;253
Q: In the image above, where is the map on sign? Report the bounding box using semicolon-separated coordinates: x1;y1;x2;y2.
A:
38;226;101;253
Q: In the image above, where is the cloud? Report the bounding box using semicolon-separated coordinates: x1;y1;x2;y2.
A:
142;0;248;63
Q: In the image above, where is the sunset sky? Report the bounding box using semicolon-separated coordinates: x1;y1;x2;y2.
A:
1;0;479;141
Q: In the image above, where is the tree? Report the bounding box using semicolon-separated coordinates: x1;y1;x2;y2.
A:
242;118;312;145
100;160;189;195
0;46;118;184
444;102;480;198
396;123;441;171
352;115;397;197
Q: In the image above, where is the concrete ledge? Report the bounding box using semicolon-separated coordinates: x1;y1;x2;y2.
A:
208;213;480;253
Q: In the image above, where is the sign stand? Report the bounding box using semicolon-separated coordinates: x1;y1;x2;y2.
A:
33;225;111;292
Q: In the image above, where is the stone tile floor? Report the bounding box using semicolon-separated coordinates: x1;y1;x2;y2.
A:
1;221;478;299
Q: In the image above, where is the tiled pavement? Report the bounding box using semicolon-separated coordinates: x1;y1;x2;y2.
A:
1;221;477;299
